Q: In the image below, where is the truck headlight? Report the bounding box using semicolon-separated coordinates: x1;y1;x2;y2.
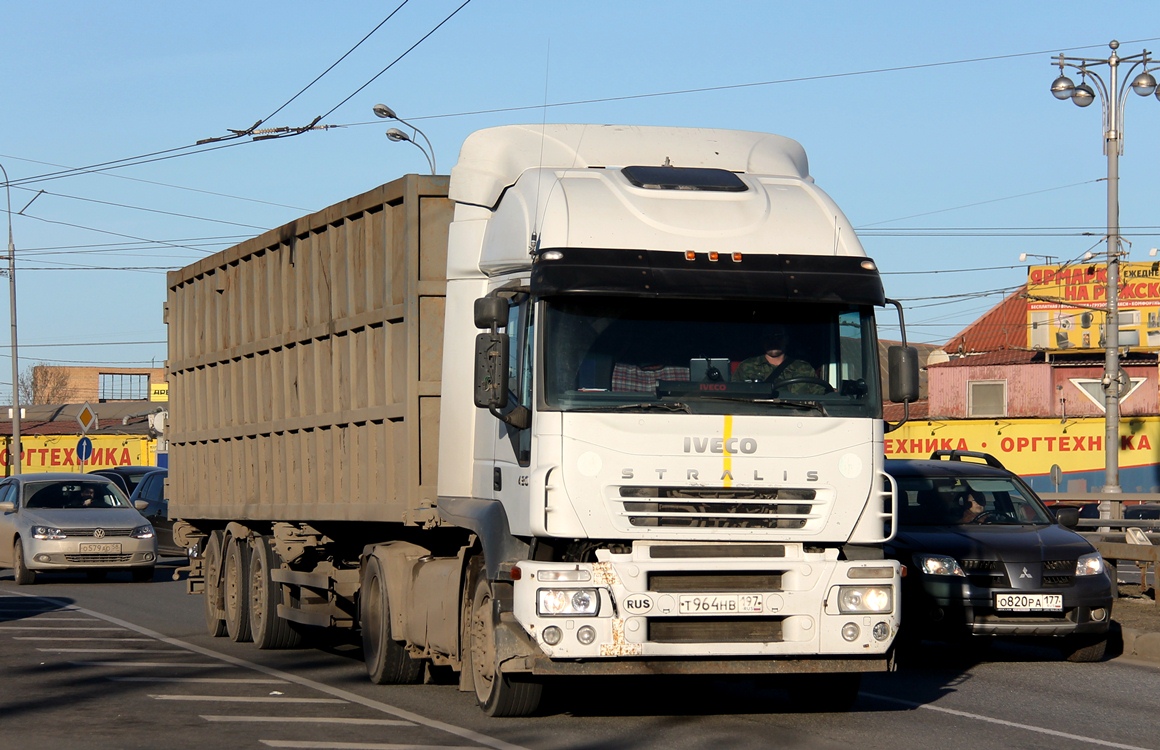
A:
1076;551;1105;576
914;553;965;577
130;525;155;540
537;588;600;616
837;586;893;614
32;526;66;540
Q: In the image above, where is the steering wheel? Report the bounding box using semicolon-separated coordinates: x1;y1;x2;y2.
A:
971;509;1001;524
774;376;836;394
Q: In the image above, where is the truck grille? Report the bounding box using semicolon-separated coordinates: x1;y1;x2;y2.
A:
649;616;783;643
618;486;817;529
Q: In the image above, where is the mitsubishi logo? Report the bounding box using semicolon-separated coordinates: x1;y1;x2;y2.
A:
93;529;105;539
1019;566;1032;579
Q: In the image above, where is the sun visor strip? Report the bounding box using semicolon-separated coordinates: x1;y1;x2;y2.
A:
530;249;885;305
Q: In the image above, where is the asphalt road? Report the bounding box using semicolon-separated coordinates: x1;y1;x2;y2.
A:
2;560;1159;750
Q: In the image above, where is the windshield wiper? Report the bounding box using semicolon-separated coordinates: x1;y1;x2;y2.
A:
568;402;692;413
691;393;829;415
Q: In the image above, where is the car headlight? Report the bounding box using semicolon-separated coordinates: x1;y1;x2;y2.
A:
837;586;893;613
914;553;966;577
130;525;155;540
32;525;66;540
537;588;600;616
1076;551;1105;576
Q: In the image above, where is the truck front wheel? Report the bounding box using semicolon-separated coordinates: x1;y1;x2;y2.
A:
360;555;423;684
469;569;542;717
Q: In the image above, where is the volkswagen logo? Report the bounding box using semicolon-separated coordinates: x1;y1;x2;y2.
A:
93;528;105;539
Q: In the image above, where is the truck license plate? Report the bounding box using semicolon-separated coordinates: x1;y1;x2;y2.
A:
678;594;763;614
79;543;122;554
995;593;1062;612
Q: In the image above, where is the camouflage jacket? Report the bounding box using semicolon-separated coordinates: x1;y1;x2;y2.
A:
731;356;824;394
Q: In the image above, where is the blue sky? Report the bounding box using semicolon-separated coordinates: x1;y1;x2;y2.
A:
2;2;1159;402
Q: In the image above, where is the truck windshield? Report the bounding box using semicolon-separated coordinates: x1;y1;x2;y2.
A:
540;295;883;418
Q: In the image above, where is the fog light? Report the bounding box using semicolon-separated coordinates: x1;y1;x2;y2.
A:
34;554;51;563
143;553;155;562
542;626;563;645
872;622;890;641
842;622;860;641
1091;607;1107;622
577;625;597;645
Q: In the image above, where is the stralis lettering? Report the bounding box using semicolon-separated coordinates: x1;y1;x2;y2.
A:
683;436;758;454
620;467;820;482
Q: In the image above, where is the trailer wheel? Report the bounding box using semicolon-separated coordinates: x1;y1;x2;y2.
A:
469;568;542;717
203;531;227;636
248;536;302;649
223;535;252;642
360;555;423;684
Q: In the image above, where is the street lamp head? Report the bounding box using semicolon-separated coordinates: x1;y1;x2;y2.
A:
1072;82;1096;107
1051;75;1076;100
1131;71;1158;97
385;127;411;143
372;103;397;120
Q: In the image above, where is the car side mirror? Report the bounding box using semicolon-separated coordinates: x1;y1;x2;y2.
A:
134;500;149;511
0;500;13;512
1055;507;1080;529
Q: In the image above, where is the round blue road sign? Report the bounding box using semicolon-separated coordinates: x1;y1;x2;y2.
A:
76;436;93;463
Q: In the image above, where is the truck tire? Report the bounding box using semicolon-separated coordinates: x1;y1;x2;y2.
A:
13;539;36;585
223;536;253;643
248;536;302;650
203;531;227;637
469;566;542;717
360;555;423;684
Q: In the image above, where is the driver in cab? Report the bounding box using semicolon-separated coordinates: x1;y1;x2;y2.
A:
732;327;824;394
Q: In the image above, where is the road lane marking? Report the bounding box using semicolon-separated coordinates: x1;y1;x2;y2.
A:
112;677;288;684
261;744;483;750
37;647;182;653
864;693;1153;750
17;637;153;641
70;661;231;668
8;591;530;750
151;694;347;704
0;625;128;630
202;716;415;727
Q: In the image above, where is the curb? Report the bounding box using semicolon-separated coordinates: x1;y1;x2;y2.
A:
1118;626;1160;664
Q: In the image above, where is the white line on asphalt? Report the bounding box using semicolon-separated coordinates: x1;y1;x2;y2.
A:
260;744;482;750
17;637;152;641
0;617;100;621
112;677;288;684
70;661;231;668
37;648;183;653
864;693;1153;750
202;716;415;727
8;591;530;750
151;694;347;704
0;625;128;630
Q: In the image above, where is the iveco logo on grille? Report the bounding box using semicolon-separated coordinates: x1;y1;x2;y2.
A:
683;437;758;454
93;528;105;539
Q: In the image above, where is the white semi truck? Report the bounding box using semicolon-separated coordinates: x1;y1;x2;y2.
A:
167;124;919;716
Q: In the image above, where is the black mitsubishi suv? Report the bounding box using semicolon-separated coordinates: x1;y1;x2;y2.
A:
884;450;1115;662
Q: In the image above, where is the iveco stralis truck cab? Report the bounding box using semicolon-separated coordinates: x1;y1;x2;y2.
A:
438;125;918;704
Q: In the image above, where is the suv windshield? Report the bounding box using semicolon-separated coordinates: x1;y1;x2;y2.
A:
540;296;882;417
896;475;1054;526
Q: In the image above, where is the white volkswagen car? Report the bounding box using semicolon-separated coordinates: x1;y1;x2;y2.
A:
0;473;158;584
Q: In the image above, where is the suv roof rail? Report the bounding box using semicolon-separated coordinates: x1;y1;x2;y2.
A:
929;449;1006;469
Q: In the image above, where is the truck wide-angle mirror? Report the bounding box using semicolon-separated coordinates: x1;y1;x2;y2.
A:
887;345;920;404
474;332;509;409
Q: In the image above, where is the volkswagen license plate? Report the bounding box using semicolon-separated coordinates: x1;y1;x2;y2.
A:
79;543;122;554
678;594;763;614
995;593;1062;612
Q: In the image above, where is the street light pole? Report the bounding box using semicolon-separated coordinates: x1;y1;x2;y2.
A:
1050;40;1159;495
0;161;21;476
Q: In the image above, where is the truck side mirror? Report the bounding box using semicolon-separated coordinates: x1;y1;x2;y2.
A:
474;296;508;329
887;345;920;403
474;332;509;409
